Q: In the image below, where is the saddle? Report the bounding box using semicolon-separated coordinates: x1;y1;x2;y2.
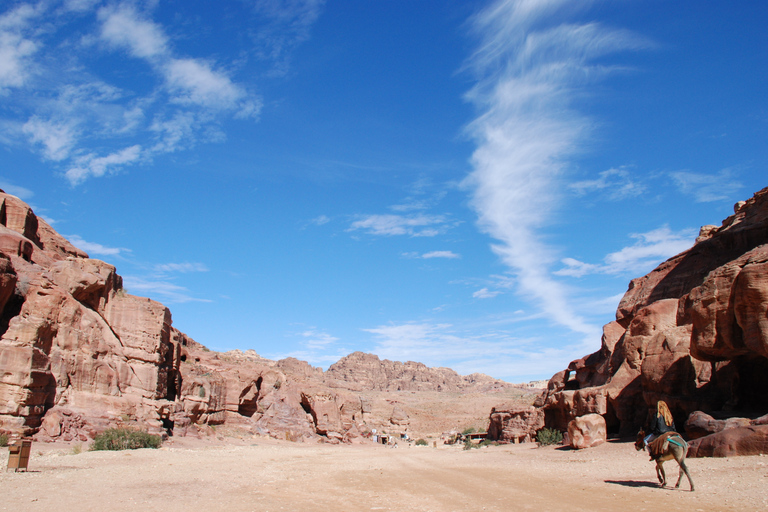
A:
647;431;685;460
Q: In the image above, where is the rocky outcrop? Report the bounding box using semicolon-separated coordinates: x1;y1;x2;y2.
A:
0;191;356;442
0;190;503;443
486;405;544;443
687;425;768;457
536;187;768;454
325;352;509;392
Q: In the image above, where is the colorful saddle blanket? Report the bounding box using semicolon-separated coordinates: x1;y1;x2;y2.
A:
648;431;686;459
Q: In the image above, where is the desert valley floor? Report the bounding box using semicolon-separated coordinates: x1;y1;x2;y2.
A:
2;436;766;512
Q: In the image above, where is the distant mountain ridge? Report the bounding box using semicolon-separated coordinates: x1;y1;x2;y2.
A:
325;351;509;393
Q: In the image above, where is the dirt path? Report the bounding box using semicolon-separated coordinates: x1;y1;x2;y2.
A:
2;438;767;511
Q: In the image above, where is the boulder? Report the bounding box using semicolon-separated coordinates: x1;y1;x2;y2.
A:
687;425;768;457
684;411;752;440
567;413;606;449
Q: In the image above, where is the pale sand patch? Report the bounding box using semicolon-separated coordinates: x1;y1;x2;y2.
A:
2;438;767;511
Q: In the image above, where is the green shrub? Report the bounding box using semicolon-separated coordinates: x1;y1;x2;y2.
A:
90;428;162;451
0;433;8;447
536;427;563;446
415;438;428;446
461;427;476;435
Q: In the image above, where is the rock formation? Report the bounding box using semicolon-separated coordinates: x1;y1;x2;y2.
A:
486;405;543;443
325;352;508;392
567;413;606;449
534;187;768;455
0;189;504;443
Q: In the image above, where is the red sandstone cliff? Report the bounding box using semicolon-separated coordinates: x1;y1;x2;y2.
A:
533;187;768;446
0;192;503;443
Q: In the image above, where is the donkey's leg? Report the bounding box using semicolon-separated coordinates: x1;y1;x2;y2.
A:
656;462;666;487
679;459;695;491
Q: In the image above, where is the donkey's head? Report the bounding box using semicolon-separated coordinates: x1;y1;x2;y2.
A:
635;429;646;451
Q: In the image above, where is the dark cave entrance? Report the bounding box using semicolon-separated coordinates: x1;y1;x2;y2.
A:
732;356;768;415
237;377;262;417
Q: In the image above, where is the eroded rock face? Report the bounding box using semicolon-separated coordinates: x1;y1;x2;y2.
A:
0;191;352;442
537;187;768;444
0;190;498;443
687;425;768;457
486;405;544;443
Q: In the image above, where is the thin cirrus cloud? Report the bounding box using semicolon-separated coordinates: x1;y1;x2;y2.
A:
670;169;744;203
473;287;501;299
422;251;460;259
154;262;209;274
121;276;212;304
461;0;650;340
555;225;697;277
65;234;129;257
301;329;339;350
348;213;451;237
569;167;646;200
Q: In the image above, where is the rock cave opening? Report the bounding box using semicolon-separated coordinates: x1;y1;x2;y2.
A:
0;289;24;338
237;377;262;417
731;355;768;416
300;396;315;425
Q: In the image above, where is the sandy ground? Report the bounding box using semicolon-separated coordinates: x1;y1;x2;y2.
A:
2;436;767;512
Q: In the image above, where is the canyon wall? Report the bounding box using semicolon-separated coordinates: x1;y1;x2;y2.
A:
536;187;768;442
0;190;501;443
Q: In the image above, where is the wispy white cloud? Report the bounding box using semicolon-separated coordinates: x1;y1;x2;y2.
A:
97;5;261;116
0;179;33;200
462;0;648;339
348;213;451;237
65;145;142;184
555;225;696;277
122;276;212;304
22;117;78;161
310;215;331;226
250;0;326;76
154;262;209;273
0;4;40;93
570;167;646;200
670;169;743;202
422;251;460;259
66;235;130;256
300;329;339;349
98;4;169;59
3;1;288;185
473;287;501;299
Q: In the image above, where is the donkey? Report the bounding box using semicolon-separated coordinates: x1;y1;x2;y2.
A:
635;430;695;491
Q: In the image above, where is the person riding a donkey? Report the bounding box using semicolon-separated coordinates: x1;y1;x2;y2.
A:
644;400;675;447
636;400;694;491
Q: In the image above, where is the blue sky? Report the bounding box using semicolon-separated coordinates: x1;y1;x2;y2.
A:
1;0;766;382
